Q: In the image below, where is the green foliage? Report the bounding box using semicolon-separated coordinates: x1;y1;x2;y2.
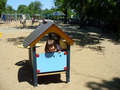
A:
55;0;67;10
42;8;56;18
28;1;42;16
5;5;16;14
55;0;71;23
54;0;120;38
0;0;7;15
16;1;42;16
17;5;28;14
54;0;120;39
57;0;120;25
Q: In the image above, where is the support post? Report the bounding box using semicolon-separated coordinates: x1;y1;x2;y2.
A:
29;48;32;65
32;47;38;86
66;45;70;83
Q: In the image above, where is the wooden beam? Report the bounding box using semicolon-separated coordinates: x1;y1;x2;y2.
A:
32;47;38;86
52;24;74;45
37;71;66;76
30;25;55;47
28;48;32;66
66;45;70;83
29;48;32;61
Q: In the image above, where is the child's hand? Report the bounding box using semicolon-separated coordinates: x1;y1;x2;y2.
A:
58;50;61;53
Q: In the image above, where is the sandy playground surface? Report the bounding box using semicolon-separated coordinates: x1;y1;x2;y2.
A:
0;22;120;90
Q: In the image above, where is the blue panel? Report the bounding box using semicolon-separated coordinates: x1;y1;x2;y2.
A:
36;52;67;73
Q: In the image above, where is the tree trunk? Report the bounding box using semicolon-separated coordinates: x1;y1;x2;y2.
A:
64;8;68;24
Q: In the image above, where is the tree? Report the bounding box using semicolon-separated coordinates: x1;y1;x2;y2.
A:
17;5;28;14
0;0;7;16
5;5;15;14
67;0;120;39
17;1;42;16
54;0;120;26
42;8;56;19
28;1;42;16
54;0;70;23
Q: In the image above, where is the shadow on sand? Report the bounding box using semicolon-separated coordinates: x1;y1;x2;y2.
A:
86;77;120;90
58;24;120;51
7;23;120;52
7;35;47;46
15;60;65;86
7;36;25;45
15;25;38;29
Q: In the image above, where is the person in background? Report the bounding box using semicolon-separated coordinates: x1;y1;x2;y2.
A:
20;14;26;28
32;16;35;25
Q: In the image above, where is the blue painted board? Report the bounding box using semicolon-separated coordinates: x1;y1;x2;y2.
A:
36;52;67;73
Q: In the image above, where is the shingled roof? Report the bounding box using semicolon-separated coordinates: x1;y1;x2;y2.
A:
23;21;74;48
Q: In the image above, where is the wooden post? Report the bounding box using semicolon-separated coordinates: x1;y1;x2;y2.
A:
66;45;70;83
32;47;38;86
29;48;31;60
29;48;32;65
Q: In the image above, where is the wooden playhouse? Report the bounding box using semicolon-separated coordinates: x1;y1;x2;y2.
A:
23;21;74;86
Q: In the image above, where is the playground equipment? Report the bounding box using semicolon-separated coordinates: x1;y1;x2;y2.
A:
23;21;74;86
1;13;31;22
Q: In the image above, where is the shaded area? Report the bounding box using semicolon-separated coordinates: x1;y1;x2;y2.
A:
15;60;33;85
7;36;47;46
0;22;4;24
86;77;120;90
38;74;65;85
59;24;103;46
15;60;65;86
15;25;38;29
57;24;120;52
7;25;106;52
58;24;106;52
7;23;120;52
7;36;25;45
87;46;105;52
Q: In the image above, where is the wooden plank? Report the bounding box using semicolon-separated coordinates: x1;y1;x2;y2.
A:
28;48;32;66
66;45;70;83
32;47;38;87
37;71;66;76
51;24;74;45
23;22;53;48
30;25;53;47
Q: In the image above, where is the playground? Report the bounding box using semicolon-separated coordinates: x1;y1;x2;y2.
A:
0;22;120;90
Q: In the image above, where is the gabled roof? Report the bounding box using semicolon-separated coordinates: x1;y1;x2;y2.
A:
23;21;74;48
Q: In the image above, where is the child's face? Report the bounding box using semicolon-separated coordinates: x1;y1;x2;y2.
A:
49;45;57;52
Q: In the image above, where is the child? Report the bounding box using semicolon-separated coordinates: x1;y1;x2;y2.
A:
45;39;57;53
45;33;62;53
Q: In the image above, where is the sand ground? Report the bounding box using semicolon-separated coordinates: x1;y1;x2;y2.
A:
0;22;120;90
